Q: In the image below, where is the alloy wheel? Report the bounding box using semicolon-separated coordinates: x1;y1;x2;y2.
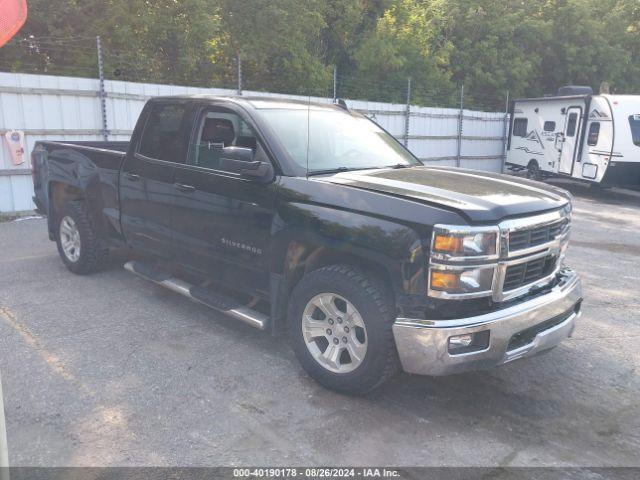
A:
301;293;368;374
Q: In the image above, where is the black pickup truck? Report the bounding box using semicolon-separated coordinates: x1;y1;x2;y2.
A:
31;96;583;393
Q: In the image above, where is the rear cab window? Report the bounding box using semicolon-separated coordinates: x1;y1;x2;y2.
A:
138;102;192;163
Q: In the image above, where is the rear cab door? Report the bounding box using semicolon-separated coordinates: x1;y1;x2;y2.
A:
119;99;195;260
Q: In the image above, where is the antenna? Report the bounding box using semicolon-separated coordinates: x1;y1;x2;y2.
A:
306;95;310;179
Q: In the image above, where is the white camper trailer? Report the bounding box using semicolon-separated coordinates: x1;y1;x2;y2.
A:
506;86;640;188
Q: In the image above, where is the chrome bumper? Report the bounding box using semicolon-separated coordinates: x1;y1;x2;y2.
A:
392;268;582;376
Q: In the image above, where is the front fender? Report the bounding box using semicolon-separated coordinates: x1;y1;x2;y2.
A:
271;202;428;299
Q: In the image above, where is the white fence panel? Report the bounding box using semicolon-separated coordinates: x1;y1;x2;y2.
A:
0;72;508;214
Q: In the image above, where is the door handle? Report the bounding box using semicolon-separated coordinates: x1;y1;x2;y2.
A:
174;183;196;193
125;173;140;182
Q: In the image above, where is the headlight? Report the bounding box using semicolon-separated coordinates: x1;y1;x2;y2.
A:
431;225;499;260
428;224;500;299
430;266;494;296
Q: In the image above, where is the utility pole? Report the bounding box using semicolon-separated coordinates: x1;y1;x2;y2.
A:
456;85;464;167
403;77;411;147
501;90;510;173
236;53;243;96
96;36;108;141
333;65;337;101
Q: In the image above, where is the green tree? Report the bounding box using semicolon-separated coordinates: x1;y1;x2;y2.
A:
536;0;632;96
214;0;331;95
2;0;640;109
350;0;454;104
444;0;549;108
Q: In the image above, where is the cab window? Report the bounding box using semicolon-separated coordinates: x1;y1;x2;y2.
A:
138;103;191;162
189;110;266;171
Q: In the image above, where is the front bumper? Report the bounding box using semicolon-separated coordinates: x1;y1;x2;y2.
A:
392;268;582;376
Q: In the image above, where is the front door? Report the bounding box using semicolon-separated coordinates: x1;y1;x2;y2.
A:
558;107;582;174
120;101;194;260
172;107;277;295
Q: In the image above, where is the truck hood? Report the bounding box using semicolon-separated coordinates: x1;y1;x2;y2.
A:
318;166;571;223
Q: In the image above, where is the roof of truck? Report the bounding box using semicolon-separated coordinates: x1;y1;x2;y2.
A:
150;94;342;111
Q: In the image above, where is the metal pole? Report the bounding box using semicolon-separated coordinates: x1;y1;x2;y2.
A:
456;85;464;167
0;371;9;480
96;36;108;141
236;53;242;96
501;90;510;173
333;65;337;101
403;77;411;147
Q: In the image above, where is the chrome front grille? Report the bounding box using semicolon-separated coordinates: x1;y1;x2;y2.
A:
509;218;569;253
503;255;557;291
496;208;571;301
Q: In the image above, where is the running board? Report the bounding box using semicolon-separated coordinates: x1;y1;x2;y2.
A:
124;261;269;330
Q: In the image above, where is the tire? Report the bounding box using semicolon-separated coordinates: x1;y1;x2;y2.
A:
288;264;399;394
55;200;109;274
526;161;542;181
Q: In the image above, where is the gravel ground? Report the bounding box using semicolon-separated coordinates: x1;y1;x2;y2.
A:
0;182;638;467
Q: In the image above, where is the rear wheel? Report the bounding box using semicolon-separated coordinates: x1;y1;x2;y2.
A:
56;200;109;274
288;265;399;394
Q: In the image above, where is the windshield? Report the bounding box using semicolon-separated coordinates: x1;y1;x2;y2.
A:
258;108;420;173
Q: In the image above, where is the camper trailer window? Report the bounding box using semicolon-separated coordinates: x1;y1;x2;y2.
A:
543;121;556;132
629;115;640;146
566;113;578;137
587;123;600;146
513;118;528;137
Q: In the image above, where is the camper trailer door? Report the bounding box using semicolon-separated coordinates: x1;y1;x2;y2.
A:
558;107;582;174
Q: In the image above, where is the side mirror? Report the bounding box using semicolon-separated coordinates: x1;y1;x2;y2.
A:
219;147;274;182
220;146;254;163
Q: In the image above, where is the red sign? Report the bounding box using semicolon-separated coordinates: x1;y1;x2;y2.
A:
0;0;27;47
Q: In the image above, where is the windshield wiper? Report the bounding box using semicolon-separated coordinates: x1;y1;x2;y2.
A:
307;166;357;176
307;164;411;176
387;163;411;169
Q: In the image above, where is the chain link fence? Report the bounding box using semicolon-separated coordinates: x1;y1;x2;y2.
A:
0;35;511;213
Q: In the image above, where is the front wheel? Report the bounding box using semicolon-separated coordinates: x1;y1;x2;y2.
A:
288;265;399;394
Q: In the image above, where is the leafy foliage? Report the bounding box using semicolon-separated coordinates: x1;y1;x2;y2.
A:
1;0;639;109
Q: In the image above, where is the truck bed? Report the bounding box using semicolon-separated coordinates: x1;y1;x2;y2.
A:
51;140;130;152
31;140;130;241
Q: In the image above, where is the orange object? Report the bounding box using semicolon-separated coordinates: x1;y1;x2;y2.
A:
0;0;27;47
433;234;463;254
5;130;25;165
430;270;460;290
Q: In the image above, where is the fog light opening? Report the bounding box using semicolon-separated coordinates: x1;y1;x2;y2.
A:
449;334;473;348
448;330;490;355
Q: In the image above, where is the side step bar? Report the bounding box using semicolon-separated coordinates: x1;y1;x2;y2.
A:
124;261;269;331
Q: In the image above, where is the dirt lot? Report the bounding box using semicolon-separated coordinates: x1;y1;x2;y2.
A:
0;182;638;467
